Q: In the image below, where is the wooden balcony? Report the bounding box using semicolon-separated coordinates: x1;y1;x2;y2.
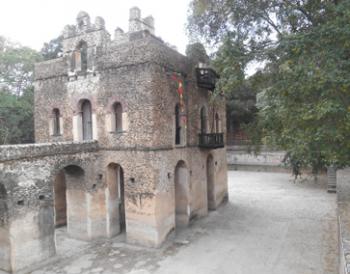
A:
195;68;219;91
198;133;225;149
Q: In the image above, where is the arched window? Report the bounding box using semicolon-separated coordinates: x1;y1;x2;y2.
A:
175;104;181;145
72;41;88;72
200;107;208;134
53;108;61;136
113;102;123;133
215;113;220;133
80;42;88;72
81;100;93;140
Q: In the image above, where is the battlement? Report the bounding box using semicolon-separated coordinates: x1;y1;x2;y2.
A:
62;11;106;39
57;8;158;78
62;8;155;49
129;7;155;35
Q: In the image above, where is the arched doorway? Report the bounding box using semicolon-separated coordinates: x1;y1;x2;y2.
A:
53;165;86;238
106;163;125;237
81;100;93;140
174;161;190;228
53;170;67;227
207;155;215;210
0;183;10;272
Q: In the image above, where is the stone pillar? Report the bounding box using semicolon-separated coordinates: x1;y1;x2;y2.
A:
125;193;161;247
8;198;56;272
0;186;10;273
66;167;108;240
86;188;107;239
327;166;337;193
67;188;89;239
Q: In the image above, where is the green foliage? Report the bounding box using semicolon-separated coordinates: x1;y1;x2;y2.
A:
0;88;34;144
188;0;350;172
213;36;257;129
186;43;210;64
0;36;41;96
0;36;40;144
256;2;350;169
40;35;63;61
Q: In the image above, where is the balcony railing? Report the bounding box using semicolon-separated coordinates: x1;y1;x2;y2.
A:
198;133;225;149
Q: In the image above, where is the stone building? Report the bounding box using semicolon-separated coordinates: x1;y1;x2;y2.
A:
0;7;228;273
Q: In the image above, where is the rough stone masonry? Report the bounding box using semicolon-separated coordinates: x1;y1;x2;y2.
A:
0;7;228;273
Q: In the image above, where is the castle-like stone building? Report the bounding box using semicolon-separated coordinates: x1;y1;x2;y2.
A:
0;8;228;273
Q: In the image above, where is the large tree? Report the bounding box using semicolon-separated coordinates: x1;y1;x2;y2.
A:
40;35;63;61
0;36;41;144
188;0;350;172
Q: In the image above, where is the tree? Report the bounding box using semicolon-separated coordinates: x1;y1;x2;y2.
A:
40;35;63;61
212;36;257;137
0;36;41;144
254;3;350;172
0;36;41;96
188;0;350;173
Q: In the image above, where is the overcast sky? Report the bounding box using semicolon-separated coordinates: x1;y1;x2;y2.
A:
0;0;191;54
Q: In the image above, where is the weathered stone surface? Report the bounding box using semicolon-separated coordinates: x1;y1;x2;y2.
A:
336;169;350;274
0;8;228;273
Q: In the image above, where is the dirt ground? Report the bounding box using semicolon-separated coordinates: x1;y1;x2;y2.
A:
21;171;337;274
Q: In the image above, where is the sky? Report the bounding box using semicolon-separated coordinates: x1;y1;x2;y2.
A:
0;0;191;54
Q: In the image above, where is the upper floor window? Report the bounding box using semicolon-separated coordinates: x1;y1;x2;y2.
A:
53;108;61;136
215;113;221;133
200;107;208;134
81;100;93;140
113;102;123;133
71;41;88;73
175;104;181;145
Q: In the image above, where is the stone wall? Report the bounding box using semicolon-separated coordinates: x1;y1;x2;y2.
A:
0;141;99;273
0;142;227;273
227;146;288;172
337;169;350;274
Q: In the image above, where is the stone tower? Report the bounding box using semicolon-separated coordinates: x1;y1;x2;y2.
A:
0;8;228;273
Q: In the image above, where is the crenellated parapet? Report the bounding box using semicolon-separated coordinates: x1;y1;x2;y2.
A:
61;11;111;80
112;7;155;45
60;8;157;79
62;11;107;39
129;7;155;35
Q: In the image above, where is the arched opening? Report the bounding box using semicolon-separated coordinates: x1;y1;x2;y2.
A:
81;100;93;140
53;165;86;239
106;163;125;237
0;183;10;272
215;112;220;133
0;183;6;200
74;41;88;72
112;102;123;133
200;107;208;134
175;104;181;145
174;161;190;228
53;170;67;227
79;42;88;72
207;155;215;210
52;108;61;136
